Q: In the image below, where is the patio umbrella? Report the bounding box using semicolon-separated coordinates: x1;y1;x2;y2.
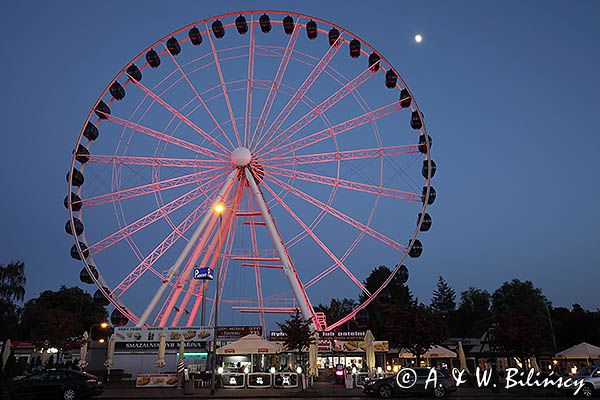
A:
1;339;11;371
529;357;540;372
155;332;166;369
78;332;89;370
458;341;469;374
179;339;185;361
365;330;376;372
308;331;318;377
105;334;116;367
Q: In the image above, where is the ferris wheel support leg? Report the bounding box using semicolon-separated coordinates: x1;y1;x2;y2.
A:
136;169;238;327
244;167;318;330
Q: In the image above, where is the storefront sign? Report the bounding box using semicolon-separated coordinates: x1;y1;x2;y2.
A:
217;326;262;339
269;330;370;342
114;327;213;350
136;373;178;387
332;340;389;352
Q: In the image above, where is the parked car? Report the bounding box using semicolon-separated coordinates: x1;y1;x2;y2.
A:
559;365;600;397
363;367;457;398
6;369;103;400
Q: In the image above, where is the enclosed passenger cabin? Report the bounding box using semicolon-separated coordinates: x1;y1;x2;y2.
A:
64;192;82;211
385;69;398;89
166;37;181;55
126;64;142;81
109;81;125;100
328;28;340;46
418;134;432;154
189;27;202;45
306;20;318;40
70;241;89;260
397;264;409;284
94;101;110;119
68;168;84;187
399;88;412;108
283;15;294;34
145;49;161;68
422;186;436;205
368;52;380;71
75;144;90;164
422;160;437;178
410;110;423;130
93;288;110;306
65;217;84;236
212;20;225;38
418;213;432;232
235;15;248;34
259;14;271;33
349;39;361;58
83;121;99;141
408;239;423;258
79;265;98;284
111;309;129;327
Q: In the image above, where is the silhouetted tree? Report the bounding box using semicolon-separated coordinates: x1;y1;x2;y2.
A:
430;276;456;317
314;298;356;330
0;260;26;340
552;304;600;349
491;311;545;365
19;286;107;347
452;287;492;336
277;309;315;368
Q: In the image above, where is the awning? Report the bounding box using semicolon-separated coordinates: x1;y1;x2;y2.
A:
217;334;281;355
556;342;600;359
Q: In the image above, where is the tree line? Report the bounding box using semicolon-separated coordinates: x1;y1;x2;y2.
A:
315;265;600;364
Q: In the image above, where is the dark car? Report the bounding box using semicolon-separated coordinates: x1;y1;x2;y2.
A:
364;367;457;398
7;369;103;400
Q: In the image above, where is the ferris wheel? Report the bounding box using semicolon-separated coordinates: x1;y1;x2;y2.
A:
65;10;436;332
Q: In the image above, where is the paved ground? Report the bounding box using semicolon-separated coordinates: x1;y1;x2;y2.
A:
97;381;582;399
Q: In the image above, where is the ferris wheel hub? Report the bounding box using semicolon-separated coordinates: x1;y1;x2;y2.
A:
231;146;252;167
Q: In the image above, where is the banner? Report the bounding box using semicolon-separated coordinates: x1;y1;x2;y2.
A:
332;340;389;352
114;326;213;350
217;326;262;339
269;330;369;341
136;373;178;387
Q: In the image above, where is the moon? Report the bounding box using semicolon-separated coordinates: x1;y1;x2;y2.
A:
415;34;423;43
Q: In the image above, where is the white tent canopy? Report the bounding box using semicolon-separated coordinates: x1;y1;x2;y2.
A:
217;334;280;355
556;342;600;359
396;345;457;358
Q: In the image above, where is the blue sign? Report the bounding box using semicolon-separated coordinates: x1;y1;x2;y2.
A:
193;267;214;280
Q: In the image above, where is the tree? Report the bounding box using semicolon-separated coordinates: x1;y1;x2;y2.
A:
387;303;449;364
430;276;456;317
19;286;107;347
277;309;315;369
552;304;600;349
452;287;492;336
314;298;356;330
491;279;550;321
491;311;545;365
360;266;416;338
0;260;26;340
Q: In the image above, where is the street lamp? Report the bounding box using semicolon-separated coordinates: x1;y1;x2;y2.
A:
89;322;109;341
210;202;225;396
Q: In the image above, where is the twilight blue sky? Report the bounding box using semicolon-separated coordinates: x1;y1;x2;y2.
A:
1;0;599;316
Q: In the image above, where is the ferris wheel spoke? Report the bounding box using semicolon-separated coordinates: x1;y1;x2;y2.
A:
205;22;242;147
126;74;232;154
262;182;371;296
111;191;217;298
137;169;239;326
81;166;227;208
84;154;227;169
245;191;266;330
264;144;420;167
103;113;228;160
249;20;301;149
172;183;244;326
243;17;256;147
261;100;403;159
257;62;375;155
253;34;344;152
266;166;423;202
162;43;236;150
88;175;223;256
267;175;407;253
